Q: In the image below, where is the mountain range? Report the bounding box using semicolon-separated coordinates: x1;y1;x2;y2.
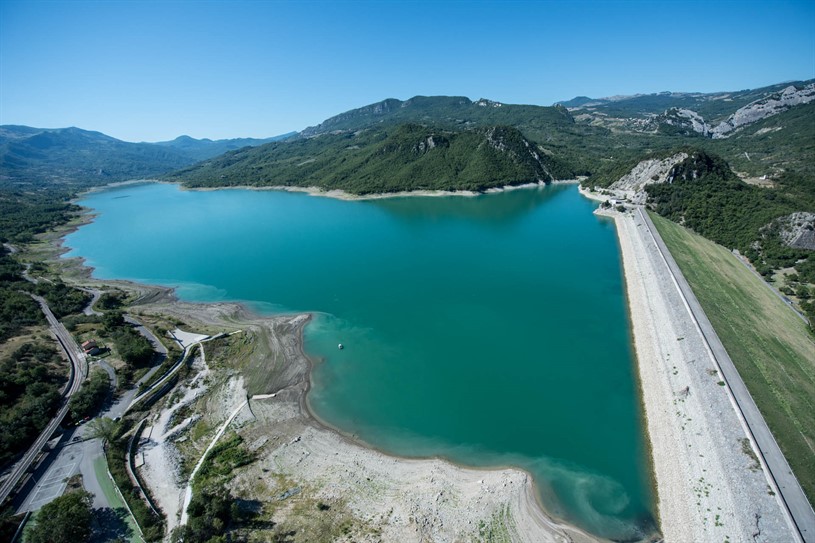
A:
153;133;295;161
555;79;814;126
0;126;293;187
169;79;813;192
1;78;812;195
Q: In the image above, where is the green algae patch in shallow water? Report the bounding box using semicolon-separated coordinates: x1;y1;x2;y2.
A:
64;182;656;540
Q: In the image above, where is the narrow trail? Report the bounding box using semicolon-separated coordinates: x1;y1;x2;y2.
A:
178;398;249;525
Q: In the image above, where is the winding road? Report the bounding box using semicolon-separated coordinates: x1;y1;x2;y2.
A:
0;295;87;505
12;307;171;542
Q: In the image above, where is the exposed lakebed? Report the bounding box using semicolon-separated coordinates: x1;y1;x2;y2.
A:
64;182;655;540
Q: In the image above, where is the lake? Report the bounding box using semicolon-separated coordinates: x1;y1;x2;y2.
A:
64;182;655;540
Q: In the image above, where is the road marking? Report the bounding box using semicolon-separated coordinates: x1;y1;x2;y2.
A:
23;460;80;512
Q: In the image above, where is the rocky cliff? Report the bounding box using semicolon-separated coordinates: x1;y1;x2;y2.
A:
711;83;815;138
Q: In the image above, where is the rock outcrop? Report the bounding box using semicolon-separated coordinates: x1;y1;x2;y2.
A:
609;152;688;204
711;83;815;138
657;108;710;137
768;212;815;250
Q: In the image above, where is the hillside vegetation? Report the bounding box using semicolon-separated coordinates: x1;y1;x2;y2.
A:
0;126;292;187
602;149;815;323
0;126;194;187
0;342;66;467
170;123;576;193
709;101;815;179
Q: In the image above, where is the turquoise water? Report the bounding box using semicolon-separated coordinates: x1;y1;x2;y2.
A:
64;182;655;540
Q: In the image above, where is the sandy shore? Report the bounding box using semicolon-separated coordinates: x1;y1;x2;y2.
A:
88;177;580;202
223;178;580;200
606;207;794;542
122;300;600;542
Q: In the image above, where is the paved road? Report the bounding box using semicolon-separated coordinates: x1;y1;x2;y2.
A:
18;437;91;513
4;243;40;285
17;433;144;542
15;311;172;507
0;296;87;505
639;208;815;543
125;315;169;355
128;346;189;411
98;359;118;389
81;287;102;316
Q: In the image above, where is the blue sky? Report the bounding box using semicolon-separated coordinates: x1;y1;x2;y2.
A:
1;0;813;142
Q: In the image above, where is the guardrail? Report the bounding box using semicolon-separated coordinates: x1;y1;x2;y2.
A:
128;347;194;412
9;510;31;543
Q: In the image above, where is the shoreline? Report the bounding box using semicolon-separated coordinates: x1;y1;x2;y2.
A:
52;185;604;542
181;177;582;201
77;177;581;202
293;310;596;541
125;300;599;542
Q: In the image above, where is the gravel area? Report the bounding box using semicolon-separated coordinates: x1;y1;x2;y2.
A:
138;352;211;535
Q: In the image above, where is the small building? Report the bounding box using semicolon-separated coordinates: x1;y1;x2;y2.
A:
81;340;102;355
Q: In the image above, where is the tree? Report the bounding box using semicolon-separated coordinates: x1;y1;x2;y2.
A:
69;369;110;420
171;488;240;543
25;490;93;543
97;291;124;310
102;310;125;331
86;417;117;443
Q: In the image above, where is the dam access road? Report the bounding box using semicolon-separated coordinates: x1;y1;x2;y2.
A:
611;205;810;543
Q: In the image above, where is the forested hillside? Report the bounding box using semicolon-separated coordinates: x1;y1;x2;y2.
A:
595;148;815;324
169;123;576;193
0;126;293;187
0;126;194;187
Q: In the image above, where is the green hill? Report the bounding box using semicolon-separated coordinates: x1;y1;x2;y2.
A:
0;126;194;187
297;95;617;174
169;123;574;194
709;101;815;179
299;96;574;138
